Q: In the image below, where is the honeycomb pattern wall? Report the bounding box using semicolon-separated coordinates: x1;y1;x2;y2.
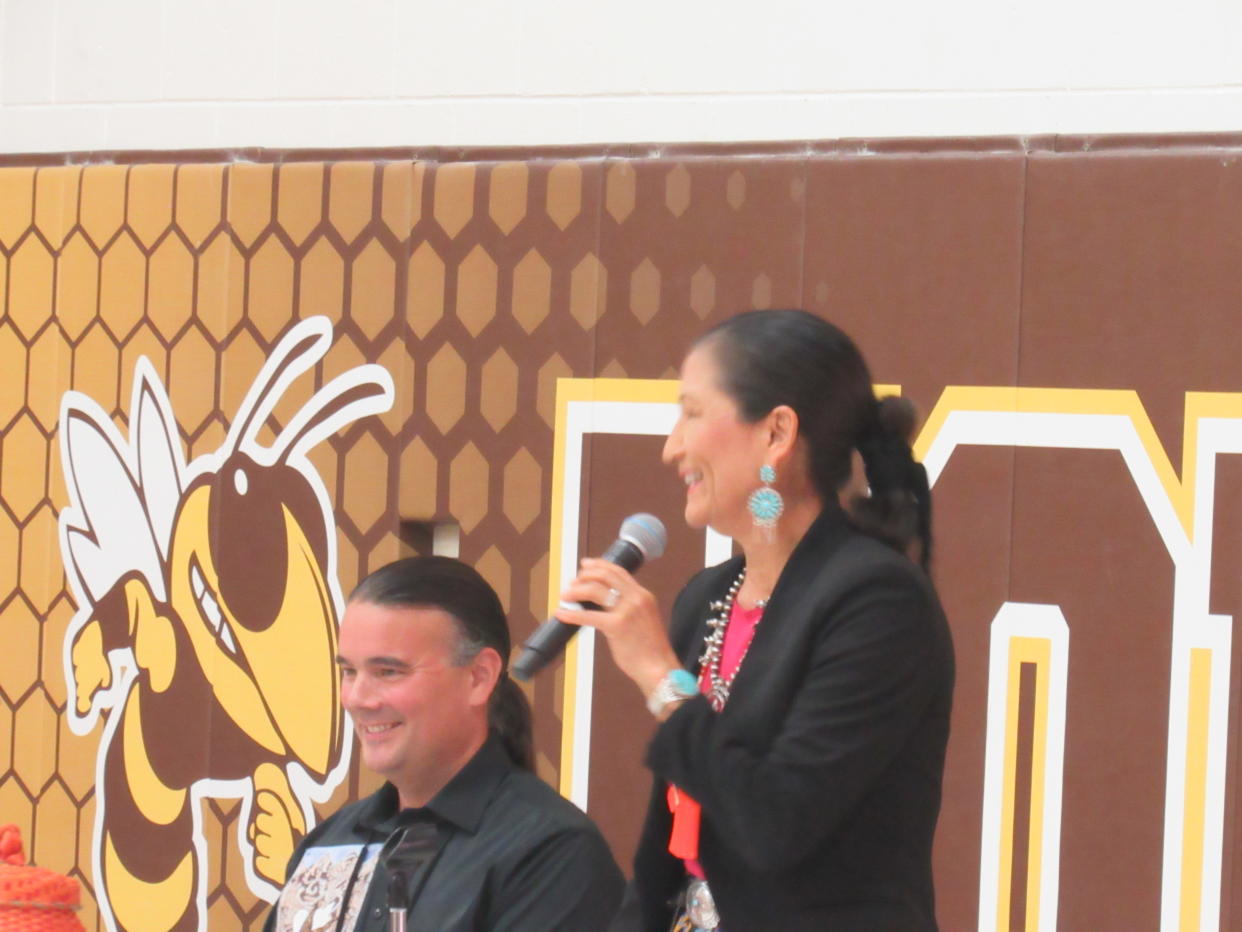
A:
12;139;1240;931
0;153;796;929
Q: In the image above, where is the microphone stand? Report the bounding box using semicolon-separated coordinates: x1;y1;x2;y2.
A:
378;823;440;932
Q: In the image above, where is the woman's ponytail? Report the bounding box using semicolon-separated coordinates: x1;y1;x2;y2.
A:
850;395;933;570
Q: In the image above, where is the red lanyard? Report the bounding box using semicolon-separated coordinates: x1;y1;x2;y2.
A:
667;784;702;860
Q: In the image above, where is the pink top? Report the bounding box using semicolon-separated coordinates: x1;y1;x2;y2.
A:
684;598;765;878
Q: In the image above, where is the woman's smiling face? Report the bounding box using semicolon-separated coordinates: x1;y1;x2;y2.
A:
662;342;770;538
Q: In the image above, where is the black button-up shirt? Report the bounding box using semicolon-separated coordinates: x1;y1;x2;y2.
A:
266;738;623;931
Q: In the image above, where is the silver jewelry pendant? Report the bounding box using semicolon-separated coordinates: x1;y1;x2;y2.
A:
685;878;721;929
700;566;765;713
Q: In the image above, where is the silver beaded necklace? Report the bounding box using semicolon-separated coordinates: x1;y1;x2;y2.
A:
699;568;767;712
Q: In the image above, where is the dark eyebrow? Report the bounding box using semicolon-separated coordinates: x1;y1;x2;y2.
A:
335;655;411;669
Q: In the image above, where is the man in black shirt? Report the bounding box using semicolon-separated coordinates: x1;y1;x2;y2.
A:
264;557;623;931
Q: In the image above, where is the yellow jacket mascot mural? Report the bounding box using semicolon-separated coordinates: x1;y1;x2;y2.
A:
57;317;394;932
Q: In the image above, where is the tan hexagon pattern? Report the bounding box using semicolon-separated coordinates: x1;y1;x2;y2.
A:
0;151;807;930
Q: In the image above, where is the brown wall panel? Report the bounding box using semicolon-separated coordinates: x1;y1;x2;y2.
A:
1020;150;1242;461
1011;447;1173;928
928;443;1017;930
594;156;809;379
803;152;1027;400
1214;455;1242;928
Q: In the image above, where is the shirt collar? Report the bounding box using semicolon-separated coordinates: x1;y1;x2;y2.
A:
424;736;512;833
354;736;513;836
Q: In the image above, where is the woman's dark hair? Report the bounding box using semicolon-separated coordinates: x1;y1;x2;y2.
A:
696;309;932;569
349;555;534;770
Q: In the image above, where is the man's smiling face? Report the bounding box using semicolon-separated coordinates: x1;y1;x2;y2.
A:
337;600;491;807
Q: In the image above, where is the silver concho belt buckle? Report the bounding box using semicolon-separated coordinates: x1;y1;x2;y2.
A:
685;878;720;930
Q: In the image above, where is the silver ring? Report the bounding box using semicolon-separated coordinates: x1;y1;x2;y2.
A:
604;587;621;609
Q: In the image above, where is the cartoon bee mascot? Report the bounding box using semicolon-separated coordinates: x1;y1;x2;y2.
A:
58;317;394;932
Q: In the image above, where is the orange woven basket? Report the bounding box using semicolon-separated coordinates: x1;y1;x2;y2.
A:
0;825;85;932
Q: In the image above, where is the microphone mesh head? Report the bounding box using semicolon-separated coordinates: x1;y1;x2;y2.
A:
619;513;667;561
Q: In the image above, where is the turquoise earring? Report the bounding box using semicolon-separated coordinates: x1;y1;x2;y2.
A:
747;464;784;529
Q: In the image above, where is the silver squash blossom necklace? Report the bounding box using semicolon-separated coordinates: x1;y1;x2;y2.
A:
699;568;767;712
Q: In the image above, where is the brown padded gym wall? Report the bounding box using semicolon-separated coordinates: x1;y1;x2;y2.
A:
1;135;1241;929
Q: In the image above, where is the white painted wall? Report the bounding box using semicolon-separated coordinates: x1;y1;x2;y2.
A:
3;0;1242;154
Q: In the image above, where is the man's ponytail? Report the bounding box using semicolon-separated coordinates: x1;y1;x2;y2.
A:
489;674;534;771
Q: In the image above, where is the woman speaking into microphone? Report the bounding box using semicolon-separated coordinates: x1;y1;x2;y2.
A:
556;309;954;931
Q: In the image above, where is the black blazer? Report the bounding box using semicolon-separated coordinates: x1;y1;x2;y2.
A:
624;505;954;931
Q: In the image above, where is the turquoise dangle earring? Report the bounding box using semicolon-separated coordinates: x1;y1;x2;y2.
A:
748;464;784;529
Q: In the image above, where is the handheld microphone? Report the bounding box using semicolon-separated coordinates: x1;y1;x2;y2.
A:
512;513;667;681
